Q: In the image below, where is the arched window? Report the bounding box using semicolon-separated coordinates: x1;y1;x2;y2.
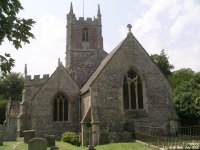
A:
82;28;88;42
123;69;143;110
53;94;68;121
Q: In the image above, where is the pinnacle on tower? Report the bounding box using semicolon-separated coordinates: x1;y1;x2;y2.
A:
24;64;28;83
97;4;101;24
67;2;76;23
24;64;27;77
97;4;101;17
70;2;73;14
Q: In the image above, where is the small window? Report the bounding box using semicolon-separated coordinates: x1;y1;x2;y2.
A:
53;94;68;121
82;28;88;42
123;69;144;110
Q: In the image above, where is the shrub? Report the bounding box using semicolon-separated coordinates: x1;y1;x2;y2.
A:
61;131;81;146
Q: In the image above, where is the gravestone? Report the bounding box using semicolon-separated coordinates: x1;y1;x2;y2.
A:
23;130;35;143
3;119;17;141
45;135;55;147
50;146;59;150
28;138;47;150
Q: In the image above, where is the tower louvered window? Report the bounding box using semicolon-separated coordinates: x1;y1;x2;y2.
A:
53;94;68;121
123;69;143;110
82;28;88;42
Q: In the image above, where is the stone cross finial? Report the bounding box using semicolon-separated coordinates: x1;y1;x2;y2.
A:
127;24;132;32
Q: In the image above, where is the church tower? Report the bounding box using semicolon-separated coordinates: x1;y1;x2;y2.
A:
65;3;107;87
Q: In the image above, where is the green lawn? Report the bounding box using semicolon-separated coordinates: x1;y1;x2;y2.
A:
0;138;157;150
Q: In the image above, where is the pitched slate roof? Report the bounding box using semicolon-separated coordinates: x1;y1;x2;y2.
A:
80;33;133;93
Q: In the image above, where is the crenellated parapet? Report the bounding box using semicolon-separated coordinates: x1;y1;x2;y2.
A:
26;74;50;85
67;3;101;25
67;15;101;25
76;17;100;25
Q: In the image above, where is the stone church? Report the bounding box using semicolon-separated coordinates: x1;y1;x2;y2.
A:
17;3;178;145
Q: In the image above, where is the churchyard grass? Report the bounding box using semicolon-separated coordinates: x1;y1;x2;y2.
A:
0;138;157;150
0;141;14;150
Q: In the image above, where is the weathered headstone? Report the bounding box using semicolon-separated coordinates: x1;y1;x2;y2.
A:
23;130;35;143
50;146;59;150
28;138;47;150
3;119;17;141
45;135;55;147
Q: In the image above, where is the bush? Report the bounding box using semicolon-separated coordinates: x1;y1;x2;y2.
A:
61;131;81;146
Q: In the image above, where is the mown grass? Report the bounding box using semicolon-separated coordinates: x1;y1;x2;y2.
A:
0;138;157;150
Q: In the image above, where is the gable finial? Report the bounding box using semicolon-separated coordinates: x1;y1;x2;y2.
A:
127;24;132;32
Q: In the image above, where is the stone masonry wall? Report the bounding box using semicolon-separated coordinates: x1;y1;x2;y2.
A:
90;34;178;142
71;50;107;87
69;25;103;50
31;66;80;138
24;74;50;102
18;74;50;132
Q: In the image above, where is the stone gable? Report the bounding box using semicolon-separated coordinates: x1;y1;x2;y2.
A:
80;32;178;145
30;64;80;137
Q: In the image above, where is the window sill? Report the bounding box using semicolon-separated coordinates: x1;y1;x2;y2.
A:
123;109;147;118
53;121;70;123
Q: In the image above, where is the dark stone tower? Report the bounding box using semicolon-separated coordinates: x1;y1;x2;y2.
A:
65;3;107;87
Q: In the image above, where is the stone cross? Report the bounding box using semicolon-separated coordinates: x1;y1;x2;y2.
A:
127;24;132;32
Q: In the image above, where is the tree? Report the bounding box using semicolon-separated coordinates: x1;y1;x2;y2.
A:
0;72;24;124
0;0;35;75
0;72;24;101
150;49;174;77
171;70;200;120
168;68;195;89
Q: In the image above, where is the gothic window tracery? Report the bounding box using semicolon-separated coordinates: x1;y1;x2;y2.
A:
53;94;68;121
123;69;143;110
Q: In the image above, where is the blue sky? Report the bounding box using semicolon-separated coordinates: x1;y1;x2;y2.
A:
1;0;200;75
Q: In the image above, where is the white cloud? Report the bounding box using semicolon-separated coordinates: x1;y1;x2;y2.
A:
168;44;200;72
170;1;200;39
122;0;200;72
